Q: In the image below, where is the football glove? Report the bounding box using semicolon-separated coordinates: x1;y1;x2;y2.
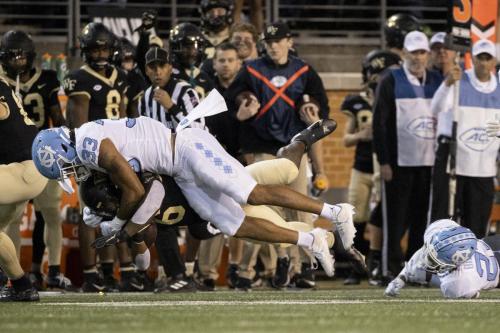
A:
384;276;406;297
82;207;103;228
486;120;500;138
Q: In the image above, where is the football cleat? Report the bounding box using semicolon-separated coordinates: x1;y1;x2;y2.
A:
197;278;216;292
119;273;146;292
29;272;45;291
310;228;335;277
46;274;78;291
291;119;337;151
272;257;290;289
155;275;197;293
330;204;356;250
0;286;39;302
81;278;107;293
290;263;316;289
234;277;252;292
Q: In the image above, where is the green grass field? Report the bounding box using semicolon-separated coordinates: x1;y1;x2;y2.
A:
1;286;499;333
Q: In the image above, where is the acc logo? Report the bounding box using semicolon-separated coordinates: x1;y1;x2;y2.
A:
459;127;492;152
406;116;436;139
37;146;56;168
270;75;287;88
93;84;102;91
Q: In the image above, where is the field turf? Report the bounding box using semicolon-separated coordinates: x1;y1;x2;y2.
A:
1;286;499;333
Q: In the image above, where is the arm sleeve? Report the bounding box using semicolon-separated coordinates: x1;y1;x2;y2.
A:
372;73;395;165
304;67;330;119
431;82;453;117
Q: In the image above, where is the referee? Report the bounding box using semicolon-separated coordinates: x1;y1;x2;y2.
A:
139;46;204;130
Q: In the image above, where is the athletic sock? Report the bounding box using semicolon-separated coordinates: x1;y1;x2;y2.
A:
48;265;60;278
297;231;314;249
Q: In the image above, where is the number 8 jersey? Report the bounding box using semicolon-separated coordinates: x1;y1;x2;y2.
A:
63;65;127;121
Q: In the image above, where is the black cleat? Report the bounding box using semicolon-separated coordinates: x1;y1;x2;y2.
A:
120;273;147;292
29;272;45;291
345;246;368;275
155;275;197;293
81;276;107;293
0;286;39;302
290;263;316;289
136;271;155;292
272;257;290;289
197;278;216;291
291;119;337;151
47;274;78;291
234;277;252;292
343;271;362;285
103;275;120;293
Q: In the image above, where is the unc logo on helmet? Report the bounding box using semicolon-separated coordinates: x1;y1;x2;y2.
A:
424;226;477;274
459;127;493;152
406;116;436;140
31;127;90;188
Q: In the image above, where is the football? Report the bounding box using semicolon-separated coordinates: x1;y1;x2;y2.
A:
235;91;257;108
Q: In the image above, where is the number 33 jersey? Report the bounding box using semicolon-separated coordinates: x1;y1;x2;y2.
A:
63;65;127;121
75;116;173;176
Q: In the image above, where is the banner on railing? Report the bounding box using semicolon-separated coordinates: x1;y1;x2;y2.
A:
87;7;143;45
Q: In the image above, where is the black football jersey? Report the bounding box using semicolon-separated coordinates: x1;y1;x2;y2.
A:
0;77;38;164
1;69;60;130
171;65;215;100
63;65;128;121
341;94;374;173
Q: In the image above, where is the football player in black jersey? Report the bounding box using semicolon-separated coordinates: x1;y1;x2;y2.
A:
63;22;128;292
200;0;233;60
341;49;400;285
0;30;74;291
169;23;215;100
80;172;221;293
114;37;147;118
0;76;47;301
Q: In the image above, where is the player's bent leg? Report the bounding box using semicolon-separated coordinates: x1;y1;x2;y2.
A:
0;161;47;204
245;158;299;186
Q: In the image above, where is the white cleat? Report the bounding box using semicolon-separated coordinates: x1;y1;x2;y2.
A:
310;228;335;277
331;203;356;250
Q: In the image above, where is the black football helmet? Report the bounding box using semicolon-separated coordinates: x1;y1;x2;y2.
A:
169;23;207;68
79;22;117;71
0;30;36;78
200;0;234;33
112;37;136;67
384;13;421;49
362;49;401;90
80;172;121;219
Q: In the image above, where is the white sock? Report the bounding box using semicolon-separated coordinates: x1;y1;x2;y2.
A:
135;249;151;271
297;231;314;250
320;203;341;221
185;261;195;277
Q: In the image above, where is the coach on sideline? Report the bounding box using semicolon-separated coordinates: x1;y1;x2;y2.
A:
441;39;500;238
372;31;442;276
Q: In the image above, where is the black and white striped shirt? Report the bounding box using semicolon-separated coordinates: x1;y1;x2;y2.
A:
138;77;204;131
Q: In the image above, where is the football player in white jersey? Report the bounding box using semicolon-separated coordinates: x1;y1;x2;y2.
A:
385;219;500;298
31;93;356;277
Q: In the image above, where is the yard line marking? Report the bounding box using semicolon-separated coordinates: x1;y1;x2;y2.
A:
39;299;500;307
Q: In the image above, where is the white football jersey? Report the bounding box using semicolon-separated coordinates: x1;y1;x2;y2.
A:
75;117;173;175
440;240;499;298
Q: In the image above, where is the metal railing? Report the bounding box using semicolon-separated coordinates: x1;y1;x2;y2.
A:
0;0;449;51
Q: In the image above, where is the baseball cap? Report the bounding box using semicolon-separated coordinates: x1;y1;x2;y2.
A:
403;30;430;52
430;32;446;47
145;46;170;65
262;22;291;41
472;39;496;58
